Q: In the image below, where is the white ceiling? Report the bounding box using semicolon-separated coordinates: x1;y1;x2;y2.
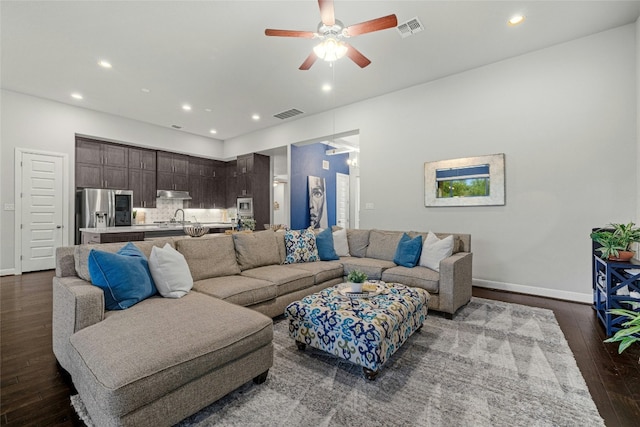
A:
2;1;639;141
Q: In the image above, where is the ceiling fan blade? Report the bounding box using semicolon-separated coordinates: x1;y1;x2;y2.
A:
265;29;315;38
345;43;371;68
318;0;335;26
299;52;318;70
344;14;398;37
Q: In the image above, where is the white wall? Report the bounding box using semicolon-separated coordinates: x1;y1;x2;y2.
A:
224;25;638;302
0;90;224;273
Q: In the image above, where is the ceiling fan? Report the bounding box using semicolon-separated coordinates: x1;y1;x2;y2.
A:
265;0;398;70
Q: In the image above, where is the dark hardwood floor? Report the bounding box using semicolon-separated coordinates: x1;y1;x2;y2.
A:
1;271;638;426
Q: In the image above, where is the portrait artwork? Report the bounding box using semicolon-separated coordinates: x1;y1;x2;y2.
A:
308;175;328;229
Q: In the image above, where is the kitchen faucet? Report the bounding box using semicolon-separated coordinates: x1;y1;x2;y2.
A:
173;208;185;223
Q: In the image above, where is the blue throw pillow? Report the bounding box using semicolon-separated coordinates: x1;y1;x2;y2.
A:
88;242;157;310
393;233;423;268
316;227;339;261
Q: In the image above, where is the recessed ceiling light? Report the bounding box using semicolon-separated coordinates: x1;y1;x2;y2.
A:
98;60;112;69
141;88;150;93
251;114;260;121
508;15;525;26
322;84;332;92
209;129;217;134
71;93;83;100
205;108;212;112
182;104;192;111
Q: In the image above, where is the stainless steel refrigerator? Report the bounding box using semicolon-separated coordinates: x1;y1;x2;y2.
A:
75;188;133;244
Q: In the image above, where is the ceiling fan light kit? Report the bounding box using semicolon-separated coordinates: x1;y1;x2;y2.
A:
265;0;398;70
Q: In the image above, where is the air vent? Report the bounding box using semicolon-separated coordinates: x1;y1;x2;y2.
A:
171;124;182;129
274;108;304;120
396;17;424;38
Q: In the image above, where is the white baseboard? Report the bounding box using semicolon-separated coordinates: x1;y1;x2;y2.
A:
473;278;593;304
0;268;17;276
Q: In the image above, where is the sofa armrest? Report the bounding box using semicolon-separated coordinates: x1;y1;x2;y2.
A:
438;252;473;316
52;276;104;371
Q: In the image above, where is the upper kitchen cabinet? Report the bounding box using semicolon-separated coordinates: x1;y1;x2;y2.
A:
187;157;228;209
157;151;189;191
76;137;128;189
129;147;156;171
128;147;157;207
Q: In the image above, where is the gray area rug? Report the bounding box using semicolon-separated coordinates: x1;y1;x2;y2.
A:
71;297;604;426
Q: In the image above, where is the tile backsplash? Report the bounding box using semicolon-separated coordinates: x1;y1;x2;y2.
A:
135;199;236;224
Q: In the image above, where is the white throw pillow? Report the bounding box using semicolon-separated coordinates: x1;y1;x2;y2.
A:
419;231;454;272
149;243;193;298
333;228;350;257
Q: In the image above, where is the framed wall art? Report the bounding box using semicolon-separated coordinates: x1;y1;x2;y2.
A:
424;153;505;207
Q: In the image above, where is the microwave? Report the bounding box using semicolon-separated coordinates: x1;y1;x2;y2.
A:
237;197;253;217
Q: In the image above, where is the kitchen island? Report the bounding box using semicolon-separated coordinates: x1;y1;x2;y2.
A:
80;222;234;244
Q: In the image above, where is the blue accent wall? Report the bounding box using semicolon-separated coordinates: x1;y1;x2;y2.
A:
290;144;349;230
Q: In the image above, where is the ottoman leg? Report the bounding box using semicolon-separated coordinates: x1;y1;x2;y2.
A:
363;367;379;381
296;341;307;351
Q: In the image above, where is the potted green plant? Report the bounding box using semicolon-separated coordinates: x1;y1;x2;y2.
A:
590;222;640;261
604;306;640;362
347;270;368;292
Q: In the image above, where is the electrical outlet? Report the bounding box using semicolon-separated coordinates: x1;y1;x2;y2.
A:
365;203;374;210
4;203;15;211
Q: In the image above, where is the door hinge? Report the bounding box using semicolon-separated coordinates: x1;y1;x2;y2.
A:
20;224;23;229
20;255;23;260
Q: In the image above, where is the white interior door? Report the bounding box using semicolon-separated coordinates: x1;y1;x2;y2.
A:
336;173;350;229
20;152;64;272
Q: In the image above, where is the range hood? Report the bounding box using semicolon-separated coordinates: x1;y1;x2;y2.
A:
156;190;192;200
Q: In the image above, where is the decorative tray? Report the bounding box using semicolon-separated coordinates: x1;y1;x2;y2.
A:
337;281;385;298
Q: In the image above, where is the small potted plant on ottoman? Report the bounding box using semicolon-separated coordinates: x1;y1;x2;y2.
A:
347;270;368;293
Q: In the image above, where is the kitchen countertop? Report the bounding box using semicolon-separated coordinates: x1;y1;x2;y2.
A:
80;222;234;233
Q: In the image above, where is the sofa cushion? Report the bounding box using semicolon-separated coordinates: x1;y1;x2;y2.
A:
149;243;193;298
347;229;370;258
340;256;396;280
333;228;350;257
87;242;157;310
241;265;314;296
382;266;440;293
175;235;240;280
284;229;319;264
75;239;175;282
274;231;287;265
233;230;281;271
393;233;423;268
419;232;454;272
68;292;272;417
366;230;403;261
410;231;462;254
283;261;344;284
315;228;339;261
193;275;276;307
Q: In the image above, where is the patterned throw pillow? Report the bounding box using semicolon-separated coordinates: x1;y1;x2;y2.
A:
284;229;319;264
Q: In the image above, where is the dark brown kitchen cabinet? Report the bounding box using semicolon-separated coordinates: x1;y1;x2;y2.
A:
234;153;270;228
129;169;156;208
157;151;189;191
129;147;156;171
226;160;238;208
187;158;227;209
76;137;128;189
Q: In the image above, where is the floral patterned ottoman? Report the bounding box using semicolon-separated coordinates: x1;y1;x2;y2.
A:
284;281;429;380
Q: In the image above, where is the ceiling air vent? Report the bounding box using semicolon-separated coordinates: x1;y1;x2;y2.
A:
171;124;182;129
274;108;304;120
396;17;424;38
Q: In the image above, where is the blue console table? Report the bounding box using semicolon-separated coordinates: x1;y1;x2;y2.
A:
592;255;640;337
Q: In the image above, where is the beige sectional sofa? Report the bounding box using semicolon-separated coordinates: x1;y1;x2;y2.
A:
53;228;471;426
